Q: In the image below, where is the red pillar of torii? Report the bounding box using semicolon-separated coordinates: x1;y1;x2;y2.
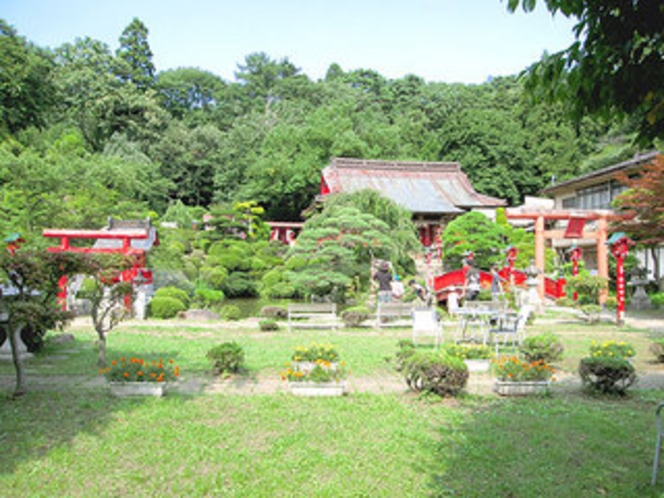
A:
42;228;155;310
505;210;628;305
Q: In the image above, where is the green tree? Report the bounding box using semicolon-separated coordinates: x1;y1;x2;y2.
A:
508;0;664;144
286;205;394;300
156;67;226;121
0;250;89;397
0;20;56;134
441;211;505;270
116;18;155;91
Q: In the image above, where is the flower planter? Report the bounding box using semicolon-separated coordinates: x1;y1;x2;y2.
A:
494;380;550;396
289;381;345;397
464;359;491;373
109;382;166;397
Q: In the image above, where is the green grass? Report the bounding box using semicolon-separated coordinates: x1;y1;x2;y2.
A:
1;314;664;496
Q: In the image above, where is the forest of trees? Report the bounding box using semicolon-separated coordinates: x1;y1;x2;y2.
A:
1;16;656;242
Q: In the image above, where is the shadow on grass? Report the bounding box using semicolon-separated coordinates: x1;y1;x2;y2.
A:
0;343;200;478
426;392;663;497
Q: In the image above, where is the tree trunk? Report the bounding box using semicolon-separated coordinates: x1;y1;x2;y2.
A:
97;328;107;368
651;247;664;292
9;324;26;397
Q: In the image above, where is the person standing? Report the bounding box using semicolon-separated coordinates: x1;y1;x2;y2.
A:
373;261;393;303
464;262;481;301
490;265;504;301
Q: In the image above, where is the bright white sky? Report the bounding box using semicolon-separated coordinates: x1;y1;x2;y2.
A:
2;0;578;84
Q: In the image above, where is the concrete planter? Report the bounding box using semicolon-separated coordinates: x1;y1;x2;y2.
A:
494;380;550;396
109;382;166;397
464;359;491;373
289;381;345;397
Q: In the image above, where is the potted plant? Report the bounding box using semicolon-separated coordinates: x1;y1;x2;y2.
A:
579;340;636;394
444;343;493;372
100;356;180;397
492;356;555;396
520;332;564;363
282;343;346;396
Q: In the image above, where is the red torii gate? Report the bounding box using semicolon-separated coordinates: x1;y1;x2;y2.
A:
43;224;157;311
505;210;628;304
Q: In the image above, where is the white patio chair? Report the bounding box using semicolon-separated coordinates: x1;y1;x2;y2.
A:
488;305;531;354
412;307;443;348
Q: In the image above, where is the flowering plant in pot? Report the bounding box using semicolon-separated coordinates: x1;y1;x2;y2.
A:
493;356;555;396
100;356;180;397
100;356;180;383
444;343;493;373
493;356;555;382
282;343;347;395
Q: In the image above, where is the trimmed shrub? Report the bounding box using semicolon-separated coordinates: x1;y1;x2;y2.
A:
149;296;187;319
259;319;279;331
261;306;287;319
220;304;242;321
194;286;225;308
223;272;258;298
649;338;664;362
206;342;245;375
444;343;493;360
341;305;371;327
579;356;636;395
396;342;468;397
154;286;191;308
651;293;664;308
520;332;564;363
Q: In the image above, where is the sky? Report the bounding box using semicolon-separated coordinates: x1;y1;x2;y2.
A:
2;0;579;84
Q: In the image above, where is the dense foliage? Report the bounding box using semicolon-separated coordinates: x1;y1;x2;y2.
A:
1;16;649;243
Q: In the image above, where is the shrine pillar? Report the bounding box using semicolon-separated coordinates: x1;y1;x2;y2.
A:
534;215;546;301
596;217;609;304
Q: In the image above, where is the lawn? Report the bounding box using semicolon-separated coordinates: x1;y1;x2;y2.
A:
1;311;663;497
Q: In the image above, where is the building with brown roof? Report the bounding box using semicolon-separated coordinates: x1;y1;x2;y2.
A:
319;157;506;246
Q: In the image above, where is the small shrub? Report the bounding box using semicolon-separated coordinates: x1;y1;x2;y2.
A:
603;295;618;310
580;304;602;324
259;319;279;331
154;286;191;308
341;305;371;327
444;343;493;360
395;343;468;397
149;296;187;319
649;338;664;362
220;304;242;321
651;292;664;308
556;296;575;308
206;342;245;375
520;333;564;363
194;286;225;308
261;305;287;319
579;356;636;395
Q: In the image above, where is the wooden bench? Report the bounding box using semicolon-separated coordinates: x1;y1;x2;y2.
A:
375;302;413;328
287;303;338;331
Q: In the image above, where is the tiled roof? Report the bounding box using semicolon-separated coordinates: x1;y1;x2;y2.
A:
541;150;660;195
321;158;506;214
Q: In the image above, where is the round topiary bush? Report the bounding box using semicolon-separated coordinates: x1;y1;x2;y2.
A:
259;319;279;331
650;338;664;362
206;342;245;375
396;343;468;397
154;286;191;308
520;332;564;363
149;296;187;319
261;306;287;319
341;306;371;327
220;304;242;321
579;356;636;395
